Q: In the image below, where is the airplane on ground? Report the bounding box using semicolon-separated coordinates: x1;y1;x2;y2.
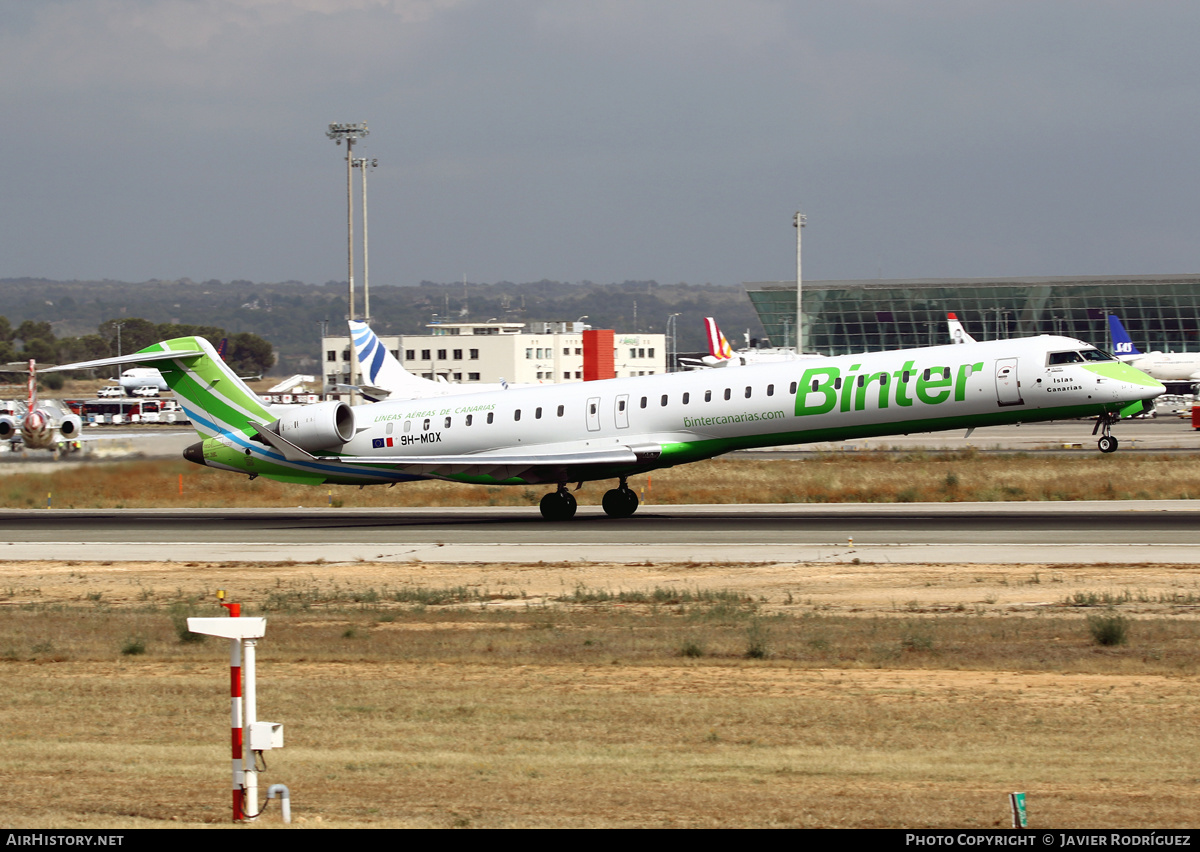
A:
1107;315;1200;386
345;320;527;401
109;366;169;396
0;360;83;455
947;313;977;345
54;332;1164;519
681;318;815;369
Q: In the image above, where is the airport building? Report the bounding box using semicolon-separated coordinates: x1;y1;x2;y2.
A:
321;321;665;390
744;274;1200;356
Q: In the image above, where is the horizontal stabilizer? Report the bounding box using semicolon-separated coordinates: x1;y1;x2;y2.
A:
48;350;206;372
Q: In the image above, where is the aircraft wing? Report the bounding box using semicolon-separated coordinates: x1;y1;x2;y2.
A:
248;420;657;482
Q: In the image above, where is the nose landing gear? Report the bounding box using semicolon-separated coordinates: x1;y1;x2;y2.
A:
1093;411;1119;453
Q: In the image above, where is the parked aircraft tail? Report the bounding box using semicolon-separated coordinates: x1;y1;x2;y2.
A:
947;313;977;345
349;320;444;401
1107;315;1143;357
704;317;734;360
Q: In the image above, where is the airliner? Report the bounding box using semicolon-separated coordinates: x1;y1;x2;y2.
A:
0;361;84;454
1107;315;1200;385
54;333;1164;519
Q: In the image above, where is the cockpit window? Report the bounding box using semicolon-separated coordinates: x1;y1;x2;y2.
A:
1048;349;1116;365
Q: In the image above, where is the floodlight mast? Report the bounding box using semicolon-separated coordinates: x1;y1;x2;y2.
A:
353;157;379;324
793;211;807;354
326;122;369;401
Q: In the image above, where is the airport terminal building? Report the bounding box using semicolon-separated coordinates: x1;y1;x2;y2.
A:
744;274;1200;356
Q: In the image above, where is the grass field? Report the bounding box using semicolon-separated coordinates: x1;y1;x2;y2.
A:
2;554;1200;829
2;450;1200;508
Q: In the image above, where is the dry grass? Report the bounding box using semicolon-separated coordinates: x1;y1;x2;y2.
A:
4;451;1200;508
3;565;1200;828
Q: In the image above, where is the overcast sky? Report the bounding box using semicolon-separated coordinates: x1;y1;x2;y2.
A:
3;1;1198;288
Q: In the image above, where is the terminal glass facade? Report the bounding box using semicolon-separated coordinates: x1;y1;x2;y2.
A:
745;275;1200;356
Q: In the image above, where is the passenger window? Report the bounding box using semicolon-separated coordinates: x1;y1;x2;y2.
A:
880;374;888;386
423;418;430;431
487;412;494;424
535;407;542;419
789;381;797;394
766;385;774;396
858;375;865;387
466;414;473;426
660;394;668;406
514;409;521;421
683;392;690;404
640;397;647;409
557;405;564;417
705;390;712;402
619;400;626;411
744;386;751;399
444;417;451;428
724;388;731;400
590;402;597;415
386;422;393;435
404;420;411;433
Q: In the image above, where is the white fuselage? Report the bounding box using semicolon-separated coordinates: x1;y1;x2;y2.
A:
1122;353;1200;383
329;335;1156;470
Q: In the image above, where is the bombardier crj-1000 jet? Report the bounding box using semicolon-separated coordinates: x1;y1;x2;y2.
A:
55;334;1164;520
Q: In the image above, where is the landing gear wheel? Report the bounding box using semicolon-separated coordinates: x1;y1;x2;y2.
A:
602;487;640;518
539;489;578;521
1098;435;1118;454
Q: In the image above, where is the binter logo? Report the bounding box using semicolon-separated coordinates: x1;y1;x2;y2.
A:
795;360;985;417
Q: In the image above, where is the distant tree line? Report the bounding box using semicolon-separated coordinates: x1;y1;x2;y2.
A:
0;316;275;384
0;278;765;375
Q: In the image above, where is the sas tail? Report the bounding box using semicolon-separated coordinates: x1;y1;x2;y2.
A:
1107;315;1142;357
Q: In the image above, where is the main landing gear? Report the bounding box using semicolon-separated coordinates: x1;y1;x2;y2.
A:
1093;412;1120;454
602;479;639;519
539;485;577;521
538;478;641;520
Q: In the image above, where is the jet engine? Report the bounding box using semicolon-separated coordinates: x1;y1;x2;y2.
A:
58;413;82;440
0;415;16;442
268;400;355;452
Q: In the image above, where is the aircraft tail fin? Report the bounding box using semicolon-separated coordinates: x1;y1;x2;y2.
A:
349;320;444;397
53;337;273;440
1108;315;1142;356
704;317;734;360
946;313;977;345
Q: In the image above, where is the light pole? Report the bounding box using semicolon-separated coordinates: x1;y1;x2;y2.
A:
353;157;378;324
665;313;680;372
794;211;806;354
326;122;368;401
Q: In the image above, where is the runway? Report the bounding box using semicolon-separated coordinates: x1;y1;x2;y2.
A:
1;501;1196;564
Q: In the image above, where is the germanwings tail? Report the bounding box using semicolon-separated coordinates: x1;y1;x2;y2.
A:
947;313;977;345
1108;315;1142;357
349;320;443;400
704;317;734;360
54;337;272;440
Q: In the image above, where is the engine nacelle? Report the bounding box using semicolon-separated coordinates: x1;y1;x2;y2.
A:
59;413;82;440
0;415;16;442
270;400;355;452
